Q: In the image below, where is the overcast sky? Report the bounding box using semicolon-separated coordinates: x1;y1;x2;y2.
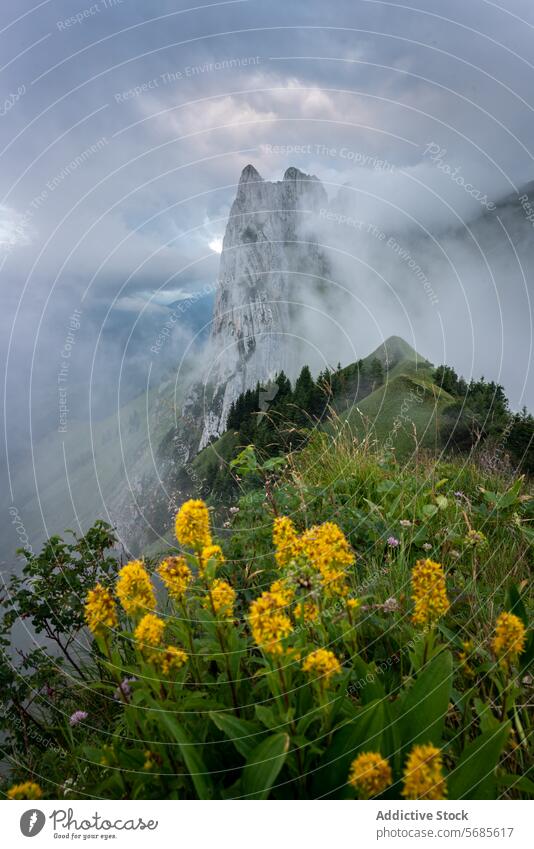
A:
1;0;534;475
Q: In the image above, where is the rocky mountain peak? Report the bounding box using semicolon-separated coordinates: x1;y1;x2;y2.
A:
194;165;331;449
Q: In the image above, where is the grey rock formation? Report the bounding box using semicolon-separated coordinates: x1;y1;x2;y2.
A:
196;164;330;448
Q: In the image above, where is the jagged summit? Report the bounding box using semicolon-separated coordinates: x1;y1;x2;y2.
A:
239;163;263;183
193;165;330;449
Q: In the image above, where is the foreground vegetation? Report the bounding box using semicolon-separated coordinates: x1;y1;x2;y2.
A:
1;424;532;800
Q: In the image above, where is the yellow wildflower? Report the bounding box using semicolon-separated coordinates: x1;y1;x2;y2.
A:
116;560;155;617
273;516;302;567
302;648;342;683
135;613;165;650
294;599;319;622
270;579;295;606
301;521;355;572
84;583;117;636
143;750;156;771
411;559;450;626
249;589;293;655
348;752;392;798
7;781;43;800
491;612;526;670
158;645;188;675
206;579;236;617
401;744;447;800
300;522;354;597
157;556;192;600
175;499;212;549
320;564;349;597
199;544;224;577
346;598;361;612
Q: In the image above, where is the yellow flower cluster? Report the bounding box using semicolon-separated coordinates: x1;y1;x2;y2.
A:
411;559;450;626
491;612;526;670
302;522;354;597
175;499;212;549
7;780;43;800
302;648;342;683
270;578;295;606
273;516;302;567
294;599;319;622
84;583;117;636
401;744;447;800
199;544;224;578
135;613;165;649
206;579;236;617
302;521;355;570
157;556;192;600
116;560;156;617
159;646;188;675
272;517;355;598
249;586;293;655
348;751;392;798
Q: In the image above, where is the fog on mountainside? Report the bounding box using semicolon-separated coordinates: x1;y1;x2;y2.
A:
2;162;534;562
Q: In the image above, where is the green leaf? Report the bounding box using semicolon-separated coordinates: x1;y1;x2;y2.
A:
473;699;500;734
448;724;510;800
398;650;452;749
496;773;534;796
436;495;448;510
348;656;386;704
209;711;263;759
241;732;290;799
159;714;214;799
423;504;439;517
255;704;280;730
311;699;387;798
495;477;523;510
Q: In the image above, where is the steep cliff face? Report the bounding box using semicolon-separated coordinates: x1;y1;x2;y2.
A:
196;164;329;448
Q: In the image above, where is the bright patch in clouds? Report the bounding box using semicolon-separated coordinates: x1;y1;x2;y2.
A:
0;205;29;251
209;237;223;254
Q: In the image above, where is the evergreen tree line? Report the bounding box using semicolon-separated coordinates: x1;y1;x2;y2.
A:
435;365;534;472
226;357;387;455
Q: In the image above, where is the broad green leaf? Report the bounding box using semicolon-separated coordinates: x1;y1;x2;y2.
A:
241;732;290;799
255;704;280;730
473;699;500;734
398;650;452;749
496;773;534;796
311;699;387;798
159;714;214;799
448;723;510;800
349;656;386;704
209;711;263;759
495;477;523;510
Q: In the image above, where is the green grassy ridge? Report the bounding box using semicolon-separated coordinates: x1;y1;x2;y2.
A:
346;373;455;453
200;339;453;476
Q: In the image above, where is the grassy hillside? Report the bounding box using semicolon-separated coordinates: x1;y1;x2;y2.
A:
1;417;532;800
346;373;454;455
